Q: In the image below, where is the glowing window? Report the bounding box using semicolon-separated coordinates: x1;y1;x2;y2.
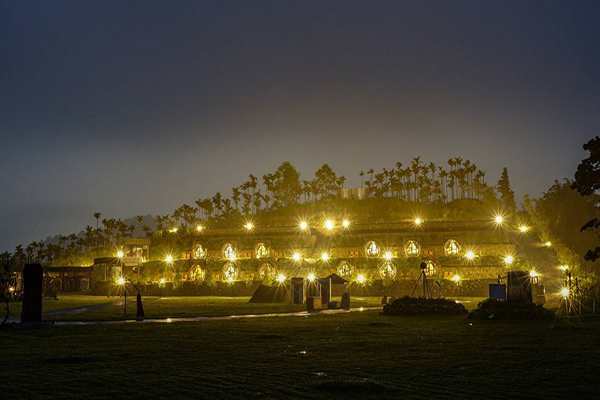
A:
258;262;276;281
193;244;206;260
222;262;239;282
189;265;206;282
444;240;461;256
222;243;236;260
379;260;397;280
404;240;421;257
255;243;269;259
337;261;355;280
424;260;437;276
365;241;380;258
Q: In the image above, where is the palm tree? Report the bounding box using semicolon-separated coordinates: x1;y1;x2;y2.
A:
136;215;144;237
93;212;102;229
359;171;365;188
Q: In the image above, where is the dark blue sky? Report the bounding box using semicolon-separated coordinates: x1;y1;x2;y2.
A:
1;1;599;251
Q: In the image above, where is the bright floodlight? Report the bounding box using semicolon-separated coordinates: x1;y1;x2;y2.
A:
116;250;124;258
292;253;301;261
504;255;514;264
357;274;365;284
165;254;174;263
325;220;334;230
277;273;286;283
299;221;308;230
159;278;166;285
196;225;204;232
544;241;552;247
494;215;504;225
171;227;178;233
117;277;125;286
307;273;316;282
229;253;236;261
529;270;538;277
342;219;350;228
559;265;569;272
560;287;570;297
384;252;393;260
519;225;529;233
452;274;461;282
244;222;254;230
227;276;234;284
321;253;329;261
465;251;475;260
414;217;422;226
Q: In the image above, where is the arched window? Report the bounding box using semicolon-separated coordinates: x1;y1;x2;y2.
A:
193;244;206;260
404;240;421;257
255;243;269;259
379;260;397;280
337;261;355;280
222;243;236;260
424;259;437;276
444;239;461;256
222;262;239;282
259;262;276;281
189;264;206;282
365;241;380;258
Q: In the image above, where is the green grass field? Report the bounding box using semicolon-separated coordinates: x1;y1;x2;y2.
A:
1;308;598;399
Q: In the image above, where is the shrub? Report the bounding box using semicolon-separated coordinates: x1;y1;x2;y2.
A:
468;299;554;320
382;296;467;316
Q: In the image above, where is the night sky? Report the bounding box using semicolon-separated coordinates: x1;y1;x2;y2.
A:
1;1;599;251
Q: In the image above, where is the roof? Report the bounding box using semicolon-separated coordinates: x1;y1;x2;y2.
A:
323;273;349;285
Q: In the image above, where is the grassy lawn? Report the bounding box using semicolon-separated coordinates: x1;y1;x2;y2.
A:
1;310;598;399
7;294;121;317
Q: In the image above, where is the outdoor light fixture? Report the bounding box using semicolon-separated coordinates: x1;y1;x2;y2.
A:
229;253;236;261
560;287;570;297
277;273;286;283
227;276;234;284
519;225;530;233
299;221;308;230
159;278;166;286
165;254;174;263
196;225;203;232
117;277;126;286
292;253;301;261
116;250;124;258
559;265;569;271
529;270;538;277
244;222;254;230
544;241;552;247
384;252;393;260
307;273;316;282
8;287;15;293
170;227;178;233
504;255;514;265
325;220;334;230
494;215;504;225
321;253;329;261
452;274;461;282
342;219;350;228
357;274;365;284
465;251;475;260
414;217;422;226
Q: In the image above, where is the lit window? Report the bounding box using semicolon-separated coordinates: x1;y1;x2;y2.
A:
193;244;206;260
404;240;421;257
255;243;269;259
379;260;397;280
222;243;236;260
259;263;276;281
444;239;461;256
365;241;380;258
337;261;354;280
189;265;205;282
222;262;239;282
424;260;437;276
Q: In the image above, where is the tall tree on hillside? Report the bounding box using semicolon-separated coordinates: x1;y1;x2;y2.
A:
271;162;302;207
497;167;516;212
136;215;144;237
93;212;102;229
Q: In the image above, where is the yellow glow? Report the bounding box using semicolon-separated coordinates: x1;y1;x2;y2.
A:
519;225;530;233
321;253;329;261
299;221;308;230
229;253;236;261
117;277;126;285
359;307;364;312
465;251;475;260
277;273;286;283
414;217;422;226
560;287;570;297
170;227;178;233
452;274;461;282
166;318;172;323
196;225;204;232
165;254;174;263
325;220;334;230
227;276;234;283
244;222;254;230
529;270;538;277
116;250;124;258
494;215;504;225
357;274;365;284
307;273;316;282
8;287;15;293
383;251;393;260
559;265;569;271
342;219;350;228
159;278;166;285
503;255;514;264
292;253;301;261
544;241;552;247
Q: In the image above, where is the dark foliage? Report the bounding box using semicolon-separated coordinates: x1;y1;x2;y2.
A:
381;296;467;316
468;299;554;320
